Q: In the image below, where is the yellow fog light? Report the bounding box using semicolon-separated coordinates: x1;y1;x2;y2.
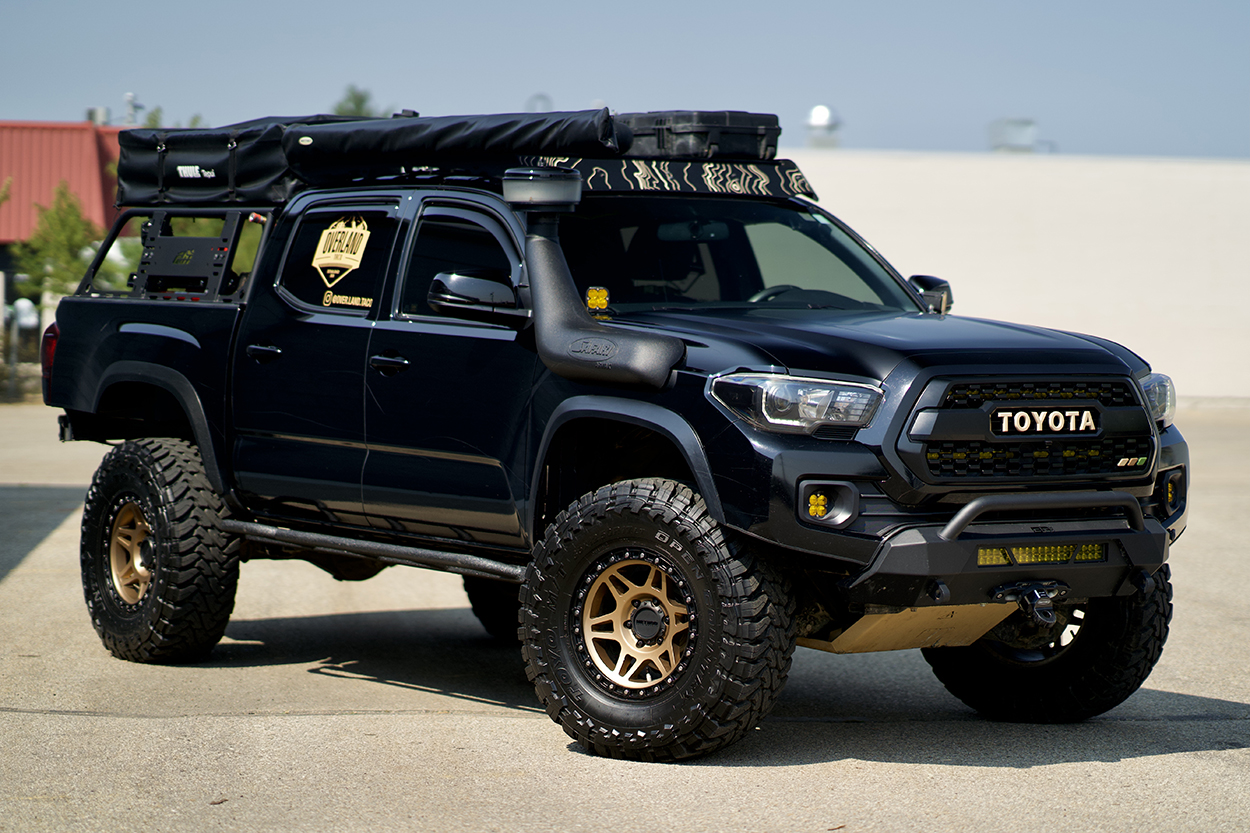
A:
1161;470;1186;515
586;286;609;310
808;492;828;518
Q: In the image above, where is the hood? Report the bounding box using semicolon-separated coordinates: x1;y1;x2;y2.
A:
616;308;1140;380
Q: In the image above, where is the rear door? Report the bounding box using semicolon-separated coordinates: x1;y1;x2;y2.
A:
362;196;538;550
232;194;403;528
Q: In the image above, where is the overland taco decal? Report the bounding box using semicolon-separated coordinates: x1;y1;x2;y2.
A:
313;217;371;287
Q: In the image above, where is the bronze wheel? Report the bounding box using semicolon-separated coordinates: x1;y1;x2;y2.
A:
520;478;796;762
108;502;152;605
575;552;694;695
81;439;239;663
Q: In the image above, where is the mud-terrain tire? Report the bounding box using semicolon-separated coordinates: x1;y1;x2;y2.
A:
922;566;1172;722
80;438;239;663
519;478;796;762
463;576;522;642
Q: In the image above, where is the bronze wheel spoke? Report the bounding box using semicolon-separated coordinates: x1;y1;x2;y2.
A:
587;611;618;630
109;502;152;605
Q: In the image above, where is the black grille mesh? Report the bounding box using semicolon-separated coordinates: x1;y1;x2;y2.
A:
925;436;1153;478
943;380;1137;409
921;378;1151;481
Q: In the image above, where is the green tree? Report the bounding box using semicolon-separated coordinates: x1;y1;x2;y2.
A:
13;182;101;300
0;176;11;208
142;106;207;129
333;84;379;118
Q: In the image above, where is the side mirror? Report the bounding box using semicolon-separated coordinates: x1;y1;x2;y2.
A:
909;275;953;314
427;270;530;325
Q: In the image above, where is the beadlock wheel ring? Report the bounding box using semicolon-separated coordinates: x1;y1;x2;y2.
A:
108;500;152;605
573;551;696;697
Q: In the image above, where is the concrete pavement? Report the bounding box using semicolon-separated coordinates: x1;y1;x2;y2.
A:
1;402;1248;832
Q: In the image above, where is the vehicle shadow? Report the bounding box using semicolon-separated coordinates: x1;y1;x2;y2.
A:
0;485;87;583
707;688;1250;769
702;649;1250;768
214;608;541;713
212;609;1250;768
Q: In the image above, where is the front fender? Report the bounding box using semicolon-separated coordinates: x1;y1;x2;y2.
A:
529;395;723;537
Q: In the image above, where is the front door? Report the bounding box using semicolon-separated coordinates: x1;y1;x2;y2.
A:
362;200;539;550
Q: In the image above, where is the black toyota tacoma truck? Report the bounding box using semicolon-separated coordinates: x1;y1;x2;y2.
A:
41;109;1188;761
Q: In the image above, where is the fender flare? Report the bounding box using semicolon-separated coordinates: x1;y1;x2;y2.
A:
528;395;723;537
91;361;227;495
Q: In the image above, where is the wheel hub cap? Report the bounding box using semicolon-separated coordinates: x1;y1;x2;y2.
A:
627;600;668;644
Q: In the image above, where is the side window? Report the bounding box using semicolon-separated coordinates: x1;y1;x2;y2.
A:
278;208;398;313
399;211;514;317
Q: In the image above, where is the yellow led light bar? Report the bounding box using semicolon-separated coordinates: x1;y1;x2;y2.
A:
978;549;1012;567
977;543;1107;567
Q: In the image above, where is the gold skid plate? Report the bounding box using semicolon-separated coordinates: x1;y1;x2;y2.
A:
799;603;1014;655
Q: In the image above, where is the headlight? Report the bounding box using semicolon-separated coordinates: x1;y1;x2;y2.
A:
1141;372;1176;428
711;373;883;434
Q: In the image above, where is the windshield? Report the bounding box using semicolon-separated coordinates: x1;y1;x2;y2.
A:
557;196;920;313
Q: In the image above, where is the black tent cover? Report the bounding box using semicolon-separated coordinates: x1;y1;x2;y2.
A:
284;108;630;183
116;109;630;205
114;108;812;205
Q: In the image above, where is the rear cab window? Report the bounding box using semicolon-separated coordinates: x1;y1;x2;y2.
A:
276;205;400;314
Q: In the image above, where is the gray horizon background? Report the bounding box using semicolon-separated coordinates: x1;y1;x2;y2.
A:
2;0;1247;159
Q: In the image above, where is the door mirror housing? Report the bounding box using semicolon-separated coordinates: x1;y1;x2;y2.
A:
427;270;530;325
910;275;953;314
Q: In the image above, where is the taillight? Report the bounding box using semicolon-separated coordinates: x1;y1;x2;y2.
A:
40;322;59;404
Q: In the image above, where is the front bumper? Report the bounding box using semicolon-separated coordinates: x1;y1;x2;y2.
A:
841;513;1169;609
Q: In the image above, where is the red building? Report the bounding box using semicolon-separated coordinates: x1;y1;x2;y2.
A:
0;120;124;265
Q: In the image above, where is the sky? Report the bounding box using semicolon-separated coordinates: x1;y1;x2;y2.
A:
1;0;1247;158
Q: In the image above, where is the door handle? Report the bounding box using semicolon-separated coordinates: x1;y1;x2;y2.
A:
369;354;411;376
246;344;282;363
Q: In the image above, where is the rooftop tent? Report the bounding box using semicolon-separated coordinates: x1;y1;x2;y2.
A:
116;109;630;205
283;109;632;183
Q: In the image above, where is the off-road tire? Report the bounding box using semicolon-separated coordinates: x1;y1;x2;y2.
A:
519;478;796;762
922;565;1173;722
463;576;522;642
80;438;239;663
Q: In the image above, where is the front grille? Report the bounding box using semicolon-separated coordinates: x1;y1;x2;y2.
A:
943;380;1137;409
913;377;1154;483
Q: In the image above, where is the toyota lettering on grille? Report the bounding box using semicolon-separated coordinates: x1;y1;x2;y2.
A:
991;407;1098;435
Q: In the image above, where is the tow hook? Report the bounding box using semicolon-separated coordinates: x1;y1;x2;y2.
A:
991;580;1070;626
1129;568;1157;596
